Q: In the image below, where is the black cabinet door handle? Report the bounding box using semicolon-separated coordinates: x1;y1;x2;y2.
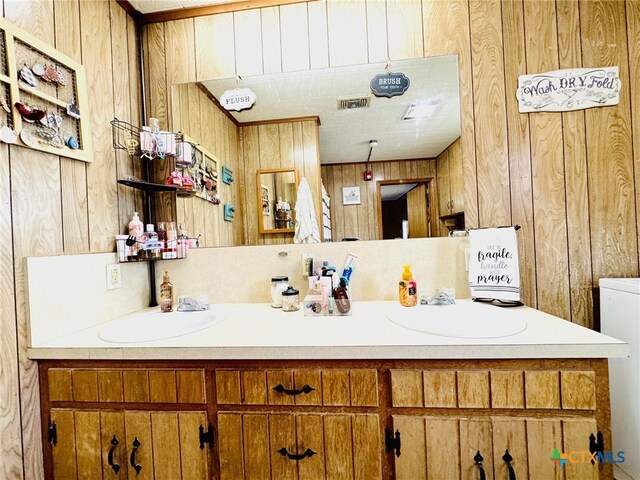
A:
130;437;142;474
502;449;516;480
272;384;315;396
107;435;121;474
474;450;486;480
276;447;316;460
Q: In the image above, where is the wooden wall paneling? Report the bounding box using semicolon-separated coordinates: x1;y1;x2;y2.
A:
407;184;428;238
628;0;640;269
230;121;244;246
258;124;281;168
468;0;510;228
422;0;478;229
326;0;368;67
279;2;310;72
175;84;191;138
3;0;54;44
211;104;225;246
341;164;359;239
307;0;329;69
331;165;345;242
165;19;197;94
81;0;119;252
500;0;536;308
234;9;263;76
0;143;22;479
12;148;63;480
366;0;388;63
580;0;638;283
242;125;261;245
127;15;145;217
55;0;89;254
556;0;594;327
195;14;235;81
111;0;137;234
302;120;322;233
355;162;371;240
260;6;282;74
524;1;570;320
386;0;423;60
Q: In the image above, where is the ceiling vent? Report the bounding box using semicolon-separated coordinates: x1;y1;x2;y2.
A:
337;96;371;110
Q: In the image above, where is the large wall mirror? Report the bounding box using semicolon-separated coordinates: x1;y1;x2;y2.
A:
171;54;462;246
258;167;298;234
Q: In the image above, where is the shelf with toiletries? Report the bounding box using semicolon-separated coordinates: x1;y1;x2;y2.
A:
175;135;220;205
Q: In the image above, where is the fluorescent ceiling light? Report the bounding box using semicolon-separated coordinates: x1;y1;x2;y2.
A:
403;99;441;120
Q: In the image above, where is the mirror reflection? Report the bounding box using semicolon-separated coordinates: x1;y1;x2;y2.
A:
170;54;462;246
258;168;298;233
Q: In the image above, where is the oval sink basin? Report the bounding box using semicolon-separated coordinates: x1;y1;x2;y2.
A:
99;309;226;343
386;302;527;339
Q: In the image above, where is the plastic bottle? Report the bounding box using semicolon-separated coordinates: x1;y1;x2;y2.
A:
160;271;173;312
399;265;418;307
127;212;144;259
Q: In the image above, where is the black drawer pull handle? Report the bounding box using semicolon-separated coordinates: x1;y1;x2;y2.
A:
272;384;314;396
502;449;516;480
474;450;486;480
130;437;142;474
277;447;316;460
108;435;121;473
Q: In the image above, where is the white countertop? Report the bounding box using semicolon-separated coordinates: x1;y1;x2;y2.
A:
27;300;628;360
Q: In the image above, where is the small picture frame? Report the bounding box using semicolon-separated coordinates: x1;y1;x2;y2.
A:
261;185;270;215
342;186;361;205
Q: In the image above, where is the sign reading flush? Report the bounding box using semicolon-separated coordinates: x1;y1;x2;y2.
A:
220;88;256;111
517;66;620;113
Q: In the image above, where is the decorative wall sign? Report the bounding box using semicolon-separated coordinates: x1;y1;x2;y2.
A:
220;87;256;111
517;67;620;113
342;186;361;205
0;17;92;162
222;165;234;184
370;72;410;98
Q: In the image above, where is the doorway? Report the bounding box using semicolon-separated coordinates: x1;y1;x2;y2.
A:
376;178;435;239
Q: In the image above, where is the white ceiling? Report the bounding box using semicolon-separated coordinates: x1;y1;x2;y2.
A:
127;0;237;14
200;55;461;165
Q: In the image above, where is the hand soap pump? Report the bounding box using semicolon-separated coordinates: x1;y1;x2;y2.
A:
160;271;173;312
399;265;417;307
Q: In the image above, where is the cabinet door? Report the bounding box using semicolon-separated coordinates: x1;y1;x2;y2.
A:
492;418;528;480
218;412;380;480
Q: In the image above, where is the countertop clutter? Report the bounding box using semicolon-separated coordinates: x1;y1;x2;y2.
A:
27;299;627;360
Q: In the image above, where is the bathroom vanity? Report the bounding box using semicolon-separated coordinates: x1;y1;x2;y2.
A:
30;301;627;480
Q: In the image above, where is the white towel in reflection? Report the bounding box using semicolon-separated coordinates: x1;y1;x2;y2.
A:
468;227;520;301
294;177;321;244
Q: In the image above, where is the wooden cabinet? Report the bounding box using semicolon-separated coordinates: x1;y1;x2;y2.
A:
436;138;464;217
39;359;612;480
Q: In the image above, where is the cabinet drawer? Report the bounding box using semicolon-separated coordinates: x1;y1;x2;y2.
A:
215;368;378;406
390;368;596;411
217;412;381;480
48;368;206;404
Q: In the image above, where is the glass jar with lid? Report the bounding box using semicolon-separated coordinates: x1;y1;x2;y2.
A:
281;287;300;312
270;276;289;308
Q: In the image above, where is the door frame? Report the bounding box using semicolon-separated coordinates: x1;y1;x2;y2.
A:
375;177;437;240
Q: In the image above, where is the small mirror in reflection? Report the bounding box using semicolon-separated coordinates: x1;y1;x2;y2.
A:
257;168;298;234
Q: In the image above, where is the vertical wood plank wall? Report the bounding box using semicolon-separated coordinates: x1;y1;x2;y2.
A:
143;0;640;329
0;0;638;477
171;83;243;247
1;1;141;478
322;159;437;241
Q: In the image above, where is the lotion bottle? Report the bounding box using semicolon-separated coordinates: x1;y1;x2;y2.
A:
399;265;418;307
160;271;173;312
127;212;144;258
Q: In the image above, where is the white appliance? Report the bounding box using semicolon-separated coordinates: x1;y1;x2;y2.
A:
601;278;640;480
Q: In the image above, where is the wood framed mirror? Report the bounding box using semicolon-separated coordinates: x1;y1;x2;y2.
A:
257;167;298;234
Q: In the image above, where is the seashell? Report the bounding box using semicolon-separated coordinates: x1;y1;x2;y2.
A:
66;102;81;120
19;66;38;87
56;69;68;86
32;63;45;76
65;136;79;149
0;126;18;144
14;102;46;122
20;129;37;148
42;65;58;83
0;95;11;114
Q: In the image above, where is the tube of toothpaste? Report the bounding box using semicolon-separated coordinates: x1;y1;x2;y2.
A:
340;253;358;285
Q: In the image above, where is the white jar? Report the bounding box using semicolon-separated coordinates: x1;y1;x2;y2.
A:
270;276;289;308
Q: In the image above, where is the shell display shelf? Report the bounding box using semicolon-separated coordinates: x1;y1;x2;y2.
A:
178;136;219;203
0;17;92;162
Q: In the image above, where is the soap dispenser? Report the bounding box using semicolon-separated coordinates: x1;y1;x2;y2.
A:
160;271;173;312
399;265;417;307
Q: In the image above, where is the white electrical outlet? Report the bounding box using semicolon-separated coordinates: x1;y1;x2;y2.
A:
106;264;122;290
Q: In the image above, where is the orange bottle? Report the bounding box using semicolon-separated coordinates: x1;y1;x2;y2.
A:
399;265;417;307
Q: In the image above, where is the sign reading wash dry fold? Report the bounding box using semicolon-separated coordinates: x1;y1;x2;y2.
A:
517;66;620;113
